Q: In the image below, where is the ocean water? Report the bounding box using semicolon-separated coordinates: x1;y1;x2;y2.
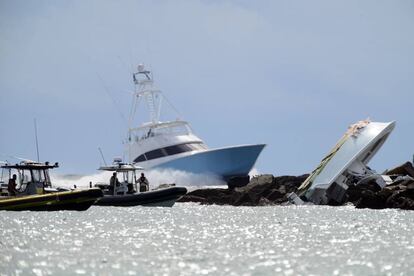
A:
0;204;413;276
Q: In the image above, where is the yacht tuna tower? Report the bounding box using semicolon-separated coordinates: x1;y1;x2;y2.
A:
125;64;265;184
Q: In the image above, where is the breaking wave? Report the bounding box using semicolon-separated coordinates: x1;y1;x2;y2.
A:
50;168;228;189
51;171;112;189
249;168;260;177
144;169;226;188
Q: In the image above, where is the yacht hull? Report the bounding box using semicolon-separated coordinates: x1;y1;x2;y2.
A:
152;144;266;180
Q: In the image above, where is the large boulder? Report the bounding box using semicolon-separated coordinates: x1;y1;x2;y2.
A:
178;188;236;205
385;162;414;178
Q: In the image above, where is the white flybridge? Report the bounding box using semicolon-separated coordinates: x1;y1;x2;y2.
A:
125;64;266;184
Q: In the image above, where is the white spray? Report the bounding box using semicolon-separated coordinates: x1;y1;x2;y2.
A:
51;167;259;189
50;168;229;189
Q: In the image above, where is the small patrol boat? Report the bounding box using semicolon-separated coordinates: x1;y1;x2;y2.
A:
93;159;187;207
0;161;103;211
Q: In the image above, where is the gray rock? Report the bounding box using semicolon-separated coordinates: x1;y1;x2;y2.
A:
178;174;309;206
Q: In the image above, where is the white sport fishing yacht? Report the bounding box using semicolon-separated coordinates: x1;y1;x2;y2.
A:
125;64;265;183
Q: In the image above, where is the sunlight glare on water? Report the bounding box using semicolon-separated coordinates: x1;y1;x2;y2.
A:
0;204;413;275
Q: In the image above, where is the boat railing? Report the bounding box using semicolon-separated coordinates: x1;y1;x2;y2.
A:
129;122;193;143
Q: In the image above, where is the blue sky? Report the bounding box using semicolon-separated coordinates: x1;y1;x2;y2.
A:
1;0;413;175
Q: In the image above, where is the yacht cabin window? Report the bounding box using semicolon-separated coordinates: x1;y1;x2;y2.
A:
133;142;207;163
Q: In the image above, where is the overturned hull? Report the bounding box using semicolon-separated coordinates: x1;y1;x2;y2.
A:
297;120;396;205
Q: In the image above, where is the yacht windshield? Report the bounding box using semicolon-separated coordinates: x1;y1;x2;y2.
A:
131;122;192;142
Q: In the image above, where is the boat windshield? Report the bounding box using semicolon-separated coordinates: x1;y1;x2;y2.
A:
119;171;136;184
18;169;31;186
5;168;52;190
130;121;192;142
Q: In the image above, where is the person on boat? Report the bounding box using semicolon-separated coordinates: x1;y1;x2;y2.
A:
146;128;153;138
138;173;149;192
8;174;17;196
109;173;119;194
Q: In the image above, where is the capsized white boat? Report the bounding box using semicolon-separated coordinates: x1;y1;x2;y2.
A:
296;119;396;205
124;64;265;183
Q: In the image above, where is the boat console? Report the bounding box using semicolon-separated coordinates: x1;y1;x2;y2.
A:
1;161;58;196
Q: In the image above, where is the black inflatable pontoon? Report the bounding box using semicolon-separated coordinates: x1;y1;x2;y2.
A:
95;186;187;207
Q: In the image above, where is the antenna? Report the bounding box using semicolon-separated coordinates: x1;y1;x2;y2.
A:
96;73;128;126
0;160;5;182
98;147;108;166
34;119;40;162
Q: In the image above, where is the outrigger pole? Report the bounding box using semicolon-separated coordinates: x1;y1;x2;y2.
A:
34;119;40;162
98;147;108;166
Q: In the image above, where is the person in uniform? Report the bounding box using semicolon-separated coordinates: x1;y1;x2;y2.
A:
138;173;149;192
8;174;17;196
109;172;119;194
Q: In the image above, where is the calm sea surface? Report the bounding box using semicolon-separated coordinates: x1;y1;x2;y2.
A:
0;204;413;276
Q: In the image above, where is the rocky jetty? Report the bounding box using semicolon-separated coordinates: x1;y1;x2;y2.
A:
179;162;414;210
178;174;309;206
